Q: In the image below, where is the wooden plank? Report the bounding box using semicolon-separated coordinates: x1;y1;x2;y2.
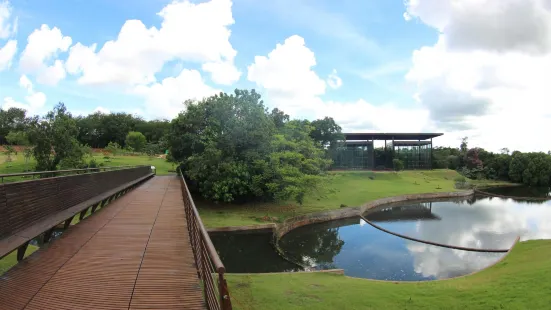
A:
0;176;206;310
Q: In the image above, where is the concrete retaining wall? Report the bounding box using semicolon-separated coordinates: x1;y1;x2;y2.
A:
274;190;474;238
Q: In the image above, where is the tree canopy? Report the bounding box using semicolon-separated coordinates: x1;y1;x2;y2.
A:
27;103;86;171
170;89;332;204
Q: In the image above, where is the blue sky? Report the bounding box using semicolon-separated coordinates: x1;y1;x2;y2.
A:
2;0;551;151
1;0;435;114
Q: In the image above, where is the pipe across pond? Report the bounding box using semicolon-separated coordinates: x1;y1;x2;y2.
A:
359;215;511;253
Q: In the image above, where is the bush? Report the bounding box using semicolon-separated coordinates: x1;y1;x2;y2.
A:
89;159;98;169
392;159;404;171
125;131;147;152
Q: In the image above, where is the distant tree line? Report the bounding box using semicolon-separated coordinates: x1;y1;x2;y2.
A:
432;137;551;187
0;104;171;172
0;106;170;150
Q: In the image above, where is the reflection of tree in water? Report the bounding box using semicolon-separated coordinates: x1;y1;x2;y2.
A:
279;220;347;270
210;232;301;273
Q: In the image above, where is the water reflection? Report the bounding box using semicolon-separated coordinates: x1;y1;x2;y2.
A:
279;217;503;281
483;186;551;199
365;196;551;249
214;195;551;281
209;231;302;273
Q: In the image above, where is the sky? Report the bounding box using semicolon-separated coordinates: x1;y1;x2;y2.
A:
1;0;551;152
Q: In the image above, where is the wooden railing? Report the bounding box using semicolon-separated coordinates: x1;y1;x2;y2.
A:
178;169;232;310
0;165;153;183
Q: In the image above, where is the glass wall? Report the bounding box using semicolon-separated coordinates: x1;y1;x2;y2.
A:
330;141;374;169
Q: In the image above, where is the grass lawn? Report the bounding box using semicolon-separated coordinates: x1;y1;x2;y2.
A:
197;170;509;228
0;152;176;180
227;239;551;310
0;245;39;275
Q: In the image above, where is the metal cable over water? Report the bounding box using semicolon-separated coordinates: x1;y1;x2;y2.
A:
359;215;512;253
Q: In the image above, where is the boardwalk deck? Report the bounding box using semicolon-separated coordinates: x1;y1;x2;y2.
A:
0;176;205;310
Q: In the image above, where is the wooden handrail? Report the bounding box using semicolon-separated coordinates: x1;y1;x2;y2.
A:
0;165;149;182
178;168;232;310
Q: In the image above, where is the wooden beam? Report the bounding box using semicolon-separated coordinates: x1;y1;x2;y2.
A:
79;207;89;221
17;241;30;262
63;216;75;230
43;227;56;243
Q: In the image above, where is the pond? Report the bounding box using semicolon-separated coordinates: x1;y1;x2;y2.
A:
482;186;551;198
213;195;551;281
210;231;302;273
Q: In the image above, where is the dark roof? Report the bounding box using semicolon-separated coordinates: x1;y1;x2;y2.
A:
393;140;432;146
343;133;443;141
366;206;441;222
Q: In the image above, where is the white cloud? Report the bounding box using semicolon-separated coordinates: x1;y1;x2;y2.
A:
0;38;16;70
247;35;326;115
326;69;342;89
247;35;429;133
2;74;47;113
66;0;240;87
0;0;17;39
19;24;72;85
94;106;110;114
134;69;220;119
404;0;551;152
0;0;16;71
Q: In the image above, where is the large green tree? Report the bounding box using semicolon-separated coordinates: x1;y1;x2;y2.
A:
27;103;86;171
170;89;329;204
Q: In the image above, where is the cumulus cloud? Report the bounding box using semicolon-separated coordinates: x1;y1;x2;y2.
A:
19;24;72;85
2;74;47;113
134;69;220;119
0;0;17;39
66;0;240;87
247;35;429;133
326;69;342;89
404;0;551;151
0;0;16;71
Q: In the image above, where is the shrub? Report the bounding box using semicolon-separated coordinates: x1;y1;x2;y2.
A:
393;159;404;171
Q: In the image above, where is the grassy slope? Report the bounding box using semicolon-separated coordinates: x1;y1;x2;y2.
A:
227;240;551;310
197;170;508;227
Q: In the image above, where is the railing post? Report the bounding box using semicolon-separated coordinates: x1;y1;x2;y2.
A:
219;274;233;310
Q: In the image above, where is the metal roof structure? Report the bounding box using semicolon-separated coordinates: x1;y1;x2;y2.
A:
343;133;443;141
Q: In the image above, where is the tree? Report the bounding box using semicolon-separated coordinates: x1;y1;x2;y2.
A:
392;159;404;171
170;89;329;204
0;107;28;144
125;131;147;152
27;103;84;171
310;117;344;148
105;141;122;157
6;131;29;145
269;108;290;129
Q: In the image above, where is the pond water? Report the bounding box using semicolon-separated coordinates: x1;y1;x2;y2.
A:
210;231;302;273
213;195;551;281
482;186;551;198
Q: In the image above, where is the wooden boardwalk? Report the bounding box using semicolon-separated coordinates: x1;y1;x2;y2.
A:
0;176;206;310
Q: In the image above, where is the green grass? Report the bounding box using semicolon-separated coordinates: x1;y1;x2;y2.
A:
0;245;39;274
227;239;551;310
0;153;177;180
197;170;507;228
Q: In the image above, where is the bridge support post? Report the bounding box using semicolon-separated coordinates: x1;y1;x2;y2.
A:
91;202;101;213
43;227;56;243
63;216;75;230
17;241;30;262
79;207;89;221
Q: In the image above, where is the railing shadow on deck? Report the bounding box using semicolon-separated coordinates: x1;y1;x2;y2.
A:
178;169;232;310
